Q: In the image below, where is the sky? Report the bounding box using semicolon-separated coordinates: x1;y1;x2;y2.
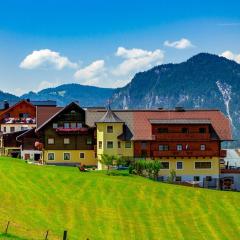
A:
0;0;240;96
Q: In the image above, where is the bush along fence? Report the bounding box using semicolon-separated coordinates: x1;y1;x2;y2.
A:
0;220;81;240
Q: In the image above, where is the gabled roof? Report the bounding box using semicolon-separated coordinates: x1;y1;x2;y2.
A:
0;100;35;120
96;107;124;123
36;106;63;127
36;102;84;132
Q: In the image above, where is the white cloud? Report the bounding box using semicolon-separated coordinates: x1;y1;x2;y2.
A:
19;49;78;70
220;50;240;64
164;38;194;49
74;60;106;86
112;47;164;77
37;80;60;91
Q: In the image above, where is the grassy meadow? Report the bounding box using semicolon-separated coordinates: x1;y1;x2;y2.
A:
0;157;239;239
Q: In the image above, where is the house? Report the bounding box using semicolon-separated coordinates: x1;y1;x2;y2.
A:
16;128;43;161
95;107;134;169
220;149;240;191
0;130;27;157
0;100;36;134
36;102;97;166
86;107;232;187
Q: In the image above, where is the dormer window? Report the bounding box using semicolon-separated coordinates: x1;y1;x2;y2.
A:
107;126;113;133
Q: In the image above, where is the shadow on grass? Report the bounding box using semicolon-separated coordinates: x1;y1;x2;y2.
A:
0;233;27;239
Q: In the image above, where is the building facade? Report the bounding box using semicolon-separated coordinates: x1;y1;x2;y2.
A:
36;102;97;166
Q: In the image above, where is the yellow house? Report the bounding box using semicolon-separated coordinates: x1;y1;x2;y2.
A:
96;108;134;169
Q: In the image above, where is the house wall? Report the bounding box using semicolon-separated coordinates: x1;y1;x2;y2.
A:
96;122;134;168
43;150;97;166
1;124;35;133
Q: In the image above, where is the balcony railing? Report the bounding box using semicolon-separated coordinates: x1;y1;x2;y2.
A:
152;150;220;157
3;118;36;124
55;127;89;134
152;132;211;140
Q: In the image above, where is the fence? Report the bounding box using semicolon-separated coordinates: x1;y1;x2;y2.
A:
0;220;81;240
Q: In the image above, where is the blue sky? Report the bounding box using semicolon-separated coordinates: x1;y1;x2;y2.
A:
0;0;240;95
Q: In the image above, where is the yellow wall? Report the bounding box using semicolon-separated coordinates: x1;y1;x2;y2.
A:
154;157;220;176
43;150;97;166
96;122;134;169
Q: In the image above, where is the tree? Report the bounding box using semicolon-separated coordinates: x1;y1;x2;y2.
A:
100;154;114;173
152;160;162;180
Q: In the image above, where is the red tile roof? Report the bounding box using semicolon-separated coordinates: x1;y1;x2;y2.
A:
133;110;232;141
36;106;63;127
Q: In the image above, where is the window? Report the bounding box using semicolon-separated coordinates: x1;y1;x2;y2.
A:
177;144;182;151
107;141;113;148
64;123;70;129
182;128;188;133
63;153;70;160
176;162;183;169
3;127;6;132
64;138;70;144
175;176;182;182
161;162;169;169
80;152;85;159
159;145;169;151
48;153;55;160
141;141;147;149
158;128;168;133
10;127;15;133
118;141;121;148
200;144;206;151
199;127;206;133
70;122;76;128
194;176;200;181
86;138;92;145
98;141;102;149
21;127;28;131
107;126;113;133
125;141;131;148
48;138;54;144
205;176;212;181
77;123;82;128
195;162;211;169
53;123;58;129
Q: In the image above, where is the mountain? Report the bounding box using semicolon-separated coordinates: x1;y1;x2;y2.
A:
111;53;240;145
0;90;19;108
21;84;114;107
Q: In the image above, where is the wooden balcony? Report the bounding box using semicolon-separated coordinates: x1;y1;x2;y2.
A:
152;150;220;157
55;127;89;135
152;133;211;141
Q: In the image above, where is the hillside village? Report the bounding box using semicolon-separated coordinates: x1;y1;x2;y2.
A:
0;98;239;191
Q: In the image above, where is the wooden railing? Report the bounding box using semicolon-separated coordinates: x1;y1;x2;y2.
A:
152;150;220;157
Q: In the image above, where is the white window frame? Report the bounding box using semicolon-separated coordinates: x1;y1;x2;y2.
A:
107;141;113;148
177;144;183;151
64;138;70;145
48;152;55;161
161;161;170;170
176;161;183;170
63;152;71;161
48;138;54;144
200;144;206;151
80;152;85;159
107;125;113;133
194;161;212;170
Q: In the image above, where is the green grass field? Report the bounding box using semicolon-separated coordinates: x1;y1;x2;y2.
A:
0;157;239;239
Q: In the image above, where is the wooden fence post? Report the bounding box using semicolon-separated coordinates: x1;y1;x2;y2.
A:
63;230;67;240
5;221;10;234
45;230;49;240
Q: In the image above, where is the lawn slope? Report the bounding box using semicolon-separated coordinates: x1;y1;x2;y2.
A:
0;157;239;239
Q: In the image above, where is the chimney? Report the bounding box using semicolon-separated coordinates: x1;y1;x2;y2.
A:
175;107;185;112
4;100;9;110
